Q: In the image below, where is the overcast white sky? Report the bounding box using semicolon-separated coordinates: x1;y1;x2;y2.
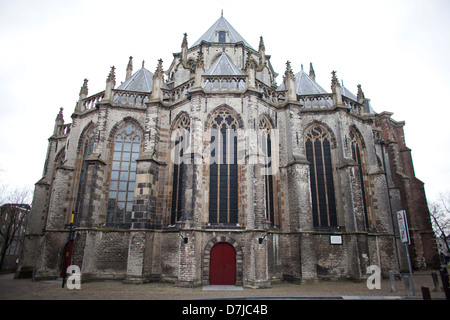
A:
0;0;449;203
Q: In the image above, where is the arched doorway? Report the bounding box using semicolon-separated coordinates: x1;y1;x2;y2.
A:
209;242;236;285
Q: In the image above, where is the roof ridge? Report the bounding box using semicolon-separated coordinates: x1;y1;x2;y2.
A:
204;52;244;76
117;66;154;92
295;69;328;94
191;16;253;49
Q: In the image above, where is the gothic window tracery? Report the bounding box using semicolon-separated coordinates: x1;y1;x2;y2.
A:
349;128;371;229
74;125;96;222
170;114;191;225
107;123;141;227
259;116;277;226
305;124;337;227
208;110;239;225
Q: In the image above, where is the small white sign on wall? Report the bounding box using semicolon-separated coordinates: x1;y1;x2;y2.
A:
330;235;342;245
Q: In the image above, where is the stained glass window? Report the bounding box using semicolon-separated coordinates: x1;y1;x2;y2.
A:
349;128;370;229
170;114;190;224
305;125;337;227
259;116;276;226
107;123;141;226
74;125;96;221
209;110;238;224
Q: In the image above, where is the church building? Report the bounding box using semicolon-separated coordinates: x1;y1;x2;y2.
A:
17;15;439;287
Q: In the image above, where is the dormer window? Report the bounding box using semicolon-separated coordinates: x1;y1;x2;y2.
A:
218;31;226;43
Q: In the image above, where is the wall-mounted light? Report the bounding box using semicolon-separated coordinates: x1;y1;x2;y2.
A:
178;231;188;244
259;232;269;244
259;220;271;244
176;220;188;244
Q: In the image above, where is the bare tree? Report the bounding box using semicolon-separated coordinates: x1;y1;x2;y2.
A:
0;185;32;270
429;192;450;255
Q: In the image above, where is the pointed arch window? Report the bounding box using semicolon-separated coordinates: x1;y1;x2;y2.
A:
209;110;239;225
259;116;277;227
170;114;190;225
349;128;371;228
107;123;141;227
74;125;96;221
305;124;337;227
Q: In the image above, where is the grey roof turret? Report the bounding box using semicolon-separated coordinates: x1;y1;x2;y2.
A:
116;63;154;93
191;16;253;49
204;52;245;76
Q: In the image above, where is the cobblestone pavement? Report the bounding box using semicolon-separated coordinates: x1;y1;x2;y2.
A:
0;273;447;300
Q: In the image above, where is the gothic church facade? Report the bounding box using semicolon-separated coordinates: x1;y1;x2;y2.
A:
17;16;439;286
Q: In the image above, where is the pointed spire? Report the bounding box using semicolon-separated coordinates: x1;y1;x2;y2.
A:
258;36;265;52
284;61;297;102
180;33;189;67
126;56;133;81
193;50;205;88
284;61;295;80
182;33;188;48
331;70;339;90
79;78;88;97
245;49;257;70
257;36;266;67
191;15;252;48
151;59;164;101
357;84;365;104
76;79;88;112
53;108;64;135
107;66;116;83
244;49;257;89
104;66;116;101
56;107;64;122
154;59;164;78
331;70;343;106
309;63;315;81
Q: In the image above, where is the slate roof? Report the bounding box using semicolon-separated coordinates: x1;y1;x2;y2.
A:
294;69;328;95
203;52;246;90
191;16;253;49
340;81;357;101
116;66;154;93
276;68;328;95
204;52;245;76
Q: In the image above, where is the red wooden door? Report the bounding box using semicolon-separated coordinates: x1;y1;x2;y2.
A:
210;242;236;285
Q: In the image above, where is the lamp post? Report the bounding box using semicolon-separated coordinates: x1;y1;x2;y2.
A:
379;139;402;274
62;212;75;288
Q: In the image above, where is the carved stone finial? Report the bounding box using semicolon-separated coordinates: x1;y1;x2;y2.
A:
258;36;265;52
104;66;116;101
79;78;88;97
285;61;295;80
151;59;165;100
107;66;116;83
182;33;188;48
53;107;64;135
331;70;343;106
357;84;365;103
56;107;64;121
331;70;339;89
196;50;204;69
309;63;315;81
154;59;164;78
245;49;256;70
126;57;133;81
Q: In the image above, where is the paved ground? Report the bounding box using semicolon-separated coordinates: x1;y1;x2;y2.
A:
0;272;447;300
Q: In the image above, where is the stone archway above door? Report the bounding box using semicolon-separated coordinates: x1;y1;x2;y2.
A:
203;236;243;286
